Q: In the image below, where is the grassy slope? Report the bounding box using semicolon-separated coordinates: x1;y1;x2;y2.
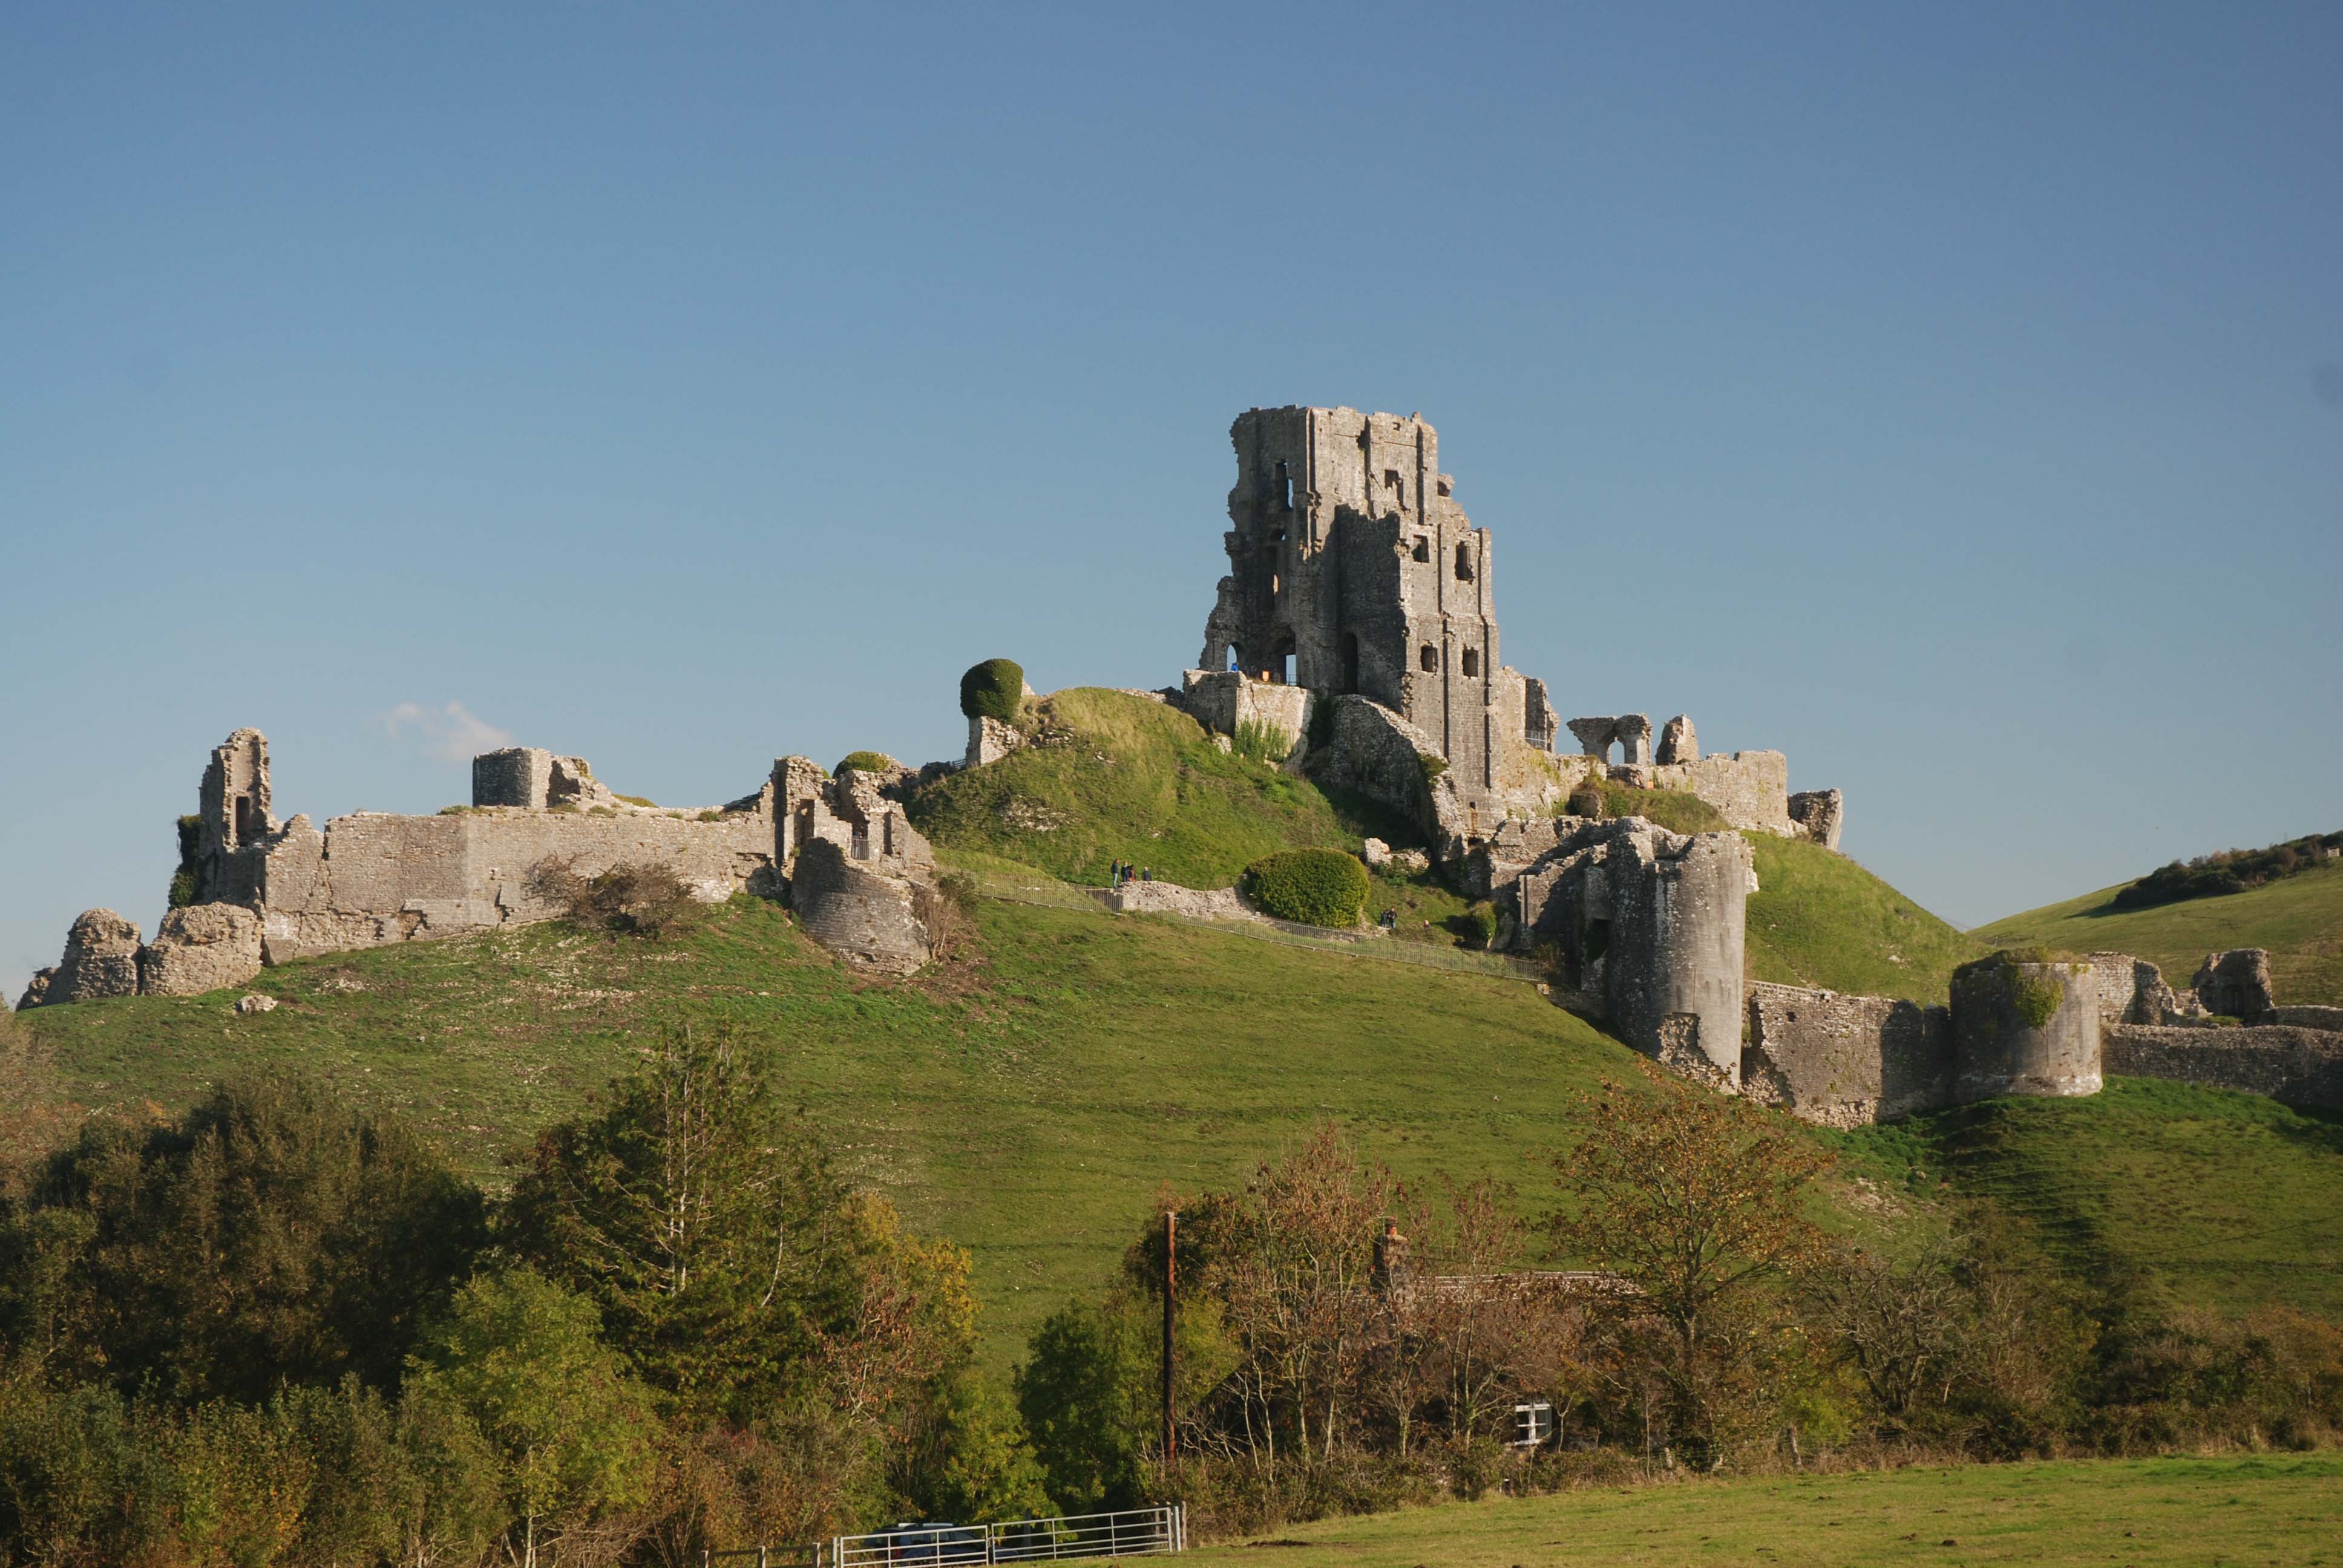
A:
1837;1076;2343;1321
1745;834;1985;1004
1187;1454;2343;1566
1974;860;2343;1006
16;895;1634;1371
907;688;1412;890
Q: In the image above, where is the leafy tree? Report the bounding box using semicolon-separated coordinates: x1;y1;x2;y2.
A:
502;1024;867;1422
1547;1065;1832;1469
0;1073;488;1404
406;1267;658;1568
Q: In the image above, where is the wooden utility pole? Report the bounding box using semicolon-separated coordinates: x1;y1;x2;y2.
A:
1161;1209;1178;1465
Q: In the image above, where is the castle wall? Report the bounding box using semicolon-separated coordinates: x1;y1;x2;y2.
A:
1640;751;1792;835
2105;1024;2343;1110
1742;982;1954;1126
249;805;782;962
1179;672;1312;762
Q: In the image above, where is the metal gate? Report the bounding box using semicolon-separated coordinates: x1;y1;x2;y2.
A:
829;1504;1186;1565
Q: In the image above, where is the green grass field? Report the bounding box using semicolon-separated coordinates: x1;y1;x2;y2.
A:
1975;860;2343;1006
1186;1454;2343;1567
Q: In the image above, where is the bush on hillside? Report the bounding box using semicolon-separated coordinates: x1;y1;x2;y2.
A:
2112;831;2343;912
1231;718;1290;765
1245;848;1369;929
526;858;700;938
836;750;900;777
960;659;1026;724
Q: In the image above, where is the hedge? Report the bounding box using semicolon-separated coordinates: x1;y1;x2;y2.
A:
1245;848;1370;929
960;659;1026;723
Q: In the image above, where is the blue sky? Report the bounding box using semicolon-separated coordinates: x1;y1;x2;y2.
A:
4;2;2338;997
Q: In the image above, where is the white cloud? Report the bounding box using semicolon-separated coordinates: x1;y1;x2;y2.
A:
384;701;514;763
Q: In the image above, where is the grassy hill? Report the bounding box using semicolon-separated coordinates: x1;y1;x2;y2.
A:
13;694;2336;1369
1976;859;2343;1005
11;893;1633;1370
18;874;2343;1372
905;687;1411;888
1745;833;1984;1004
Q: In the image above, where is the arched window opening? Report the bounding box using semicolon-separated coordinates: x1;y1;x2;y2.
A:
1275;459;1293;511
1461;648;1481;678
1454;541;1475;581
1412;535;1430;562
1418;644;1438;673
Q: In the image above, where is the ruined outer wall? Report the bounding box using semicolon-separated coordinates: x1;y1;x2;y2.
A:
251;806;778;962
1646;751;1792;835
1742;982;1954;1126
2105;1024;2343;1111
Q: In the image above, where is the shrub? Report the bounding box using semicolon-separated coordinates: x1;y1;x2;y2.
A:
835;750;899;777
1417;754;1448;790
1565;783;1605;818
168;815;203;908
526;858;700;938
959;659;1026;724
1231;719;1290;766
2112;830;2343;911
1452;901;1501;949
1244;849;1369;928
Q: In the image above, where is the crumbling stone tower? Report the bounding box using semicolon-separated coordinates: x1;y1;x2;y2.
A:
1199;407;1525;822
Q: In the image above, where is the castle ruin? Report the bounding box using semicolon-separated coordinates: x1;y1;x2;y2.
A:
18;402;2337;1122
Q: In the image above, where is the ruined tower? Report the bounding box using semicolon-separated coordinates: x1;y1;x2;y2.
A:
1198;407;1519;820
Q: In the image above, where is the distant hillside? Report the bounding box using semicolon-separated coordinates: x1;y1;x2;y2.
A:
1976;859;2343;1006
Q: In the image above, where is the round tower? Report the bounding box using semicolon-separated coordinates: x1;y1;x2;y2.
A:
1951;950;2102;1102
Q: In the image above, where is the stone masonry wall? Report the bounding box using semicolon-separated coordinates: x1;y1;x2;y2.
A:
2105;1024;2343;1111
246;806;779;963
1742;982;1954;1127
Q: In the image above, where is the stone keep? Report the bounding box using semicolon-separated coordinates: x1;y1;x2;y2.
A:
1196;407;1521;829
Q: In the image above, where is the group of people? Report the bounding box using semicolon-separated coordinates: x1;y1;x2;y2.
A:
1109;860;1153;887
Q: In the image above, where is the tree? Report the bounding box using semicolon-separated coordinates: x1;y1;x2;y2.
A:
1547;1066;1832;1469
406;1268;658;1568
502;1024;862;1422
0;1073;488;1404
